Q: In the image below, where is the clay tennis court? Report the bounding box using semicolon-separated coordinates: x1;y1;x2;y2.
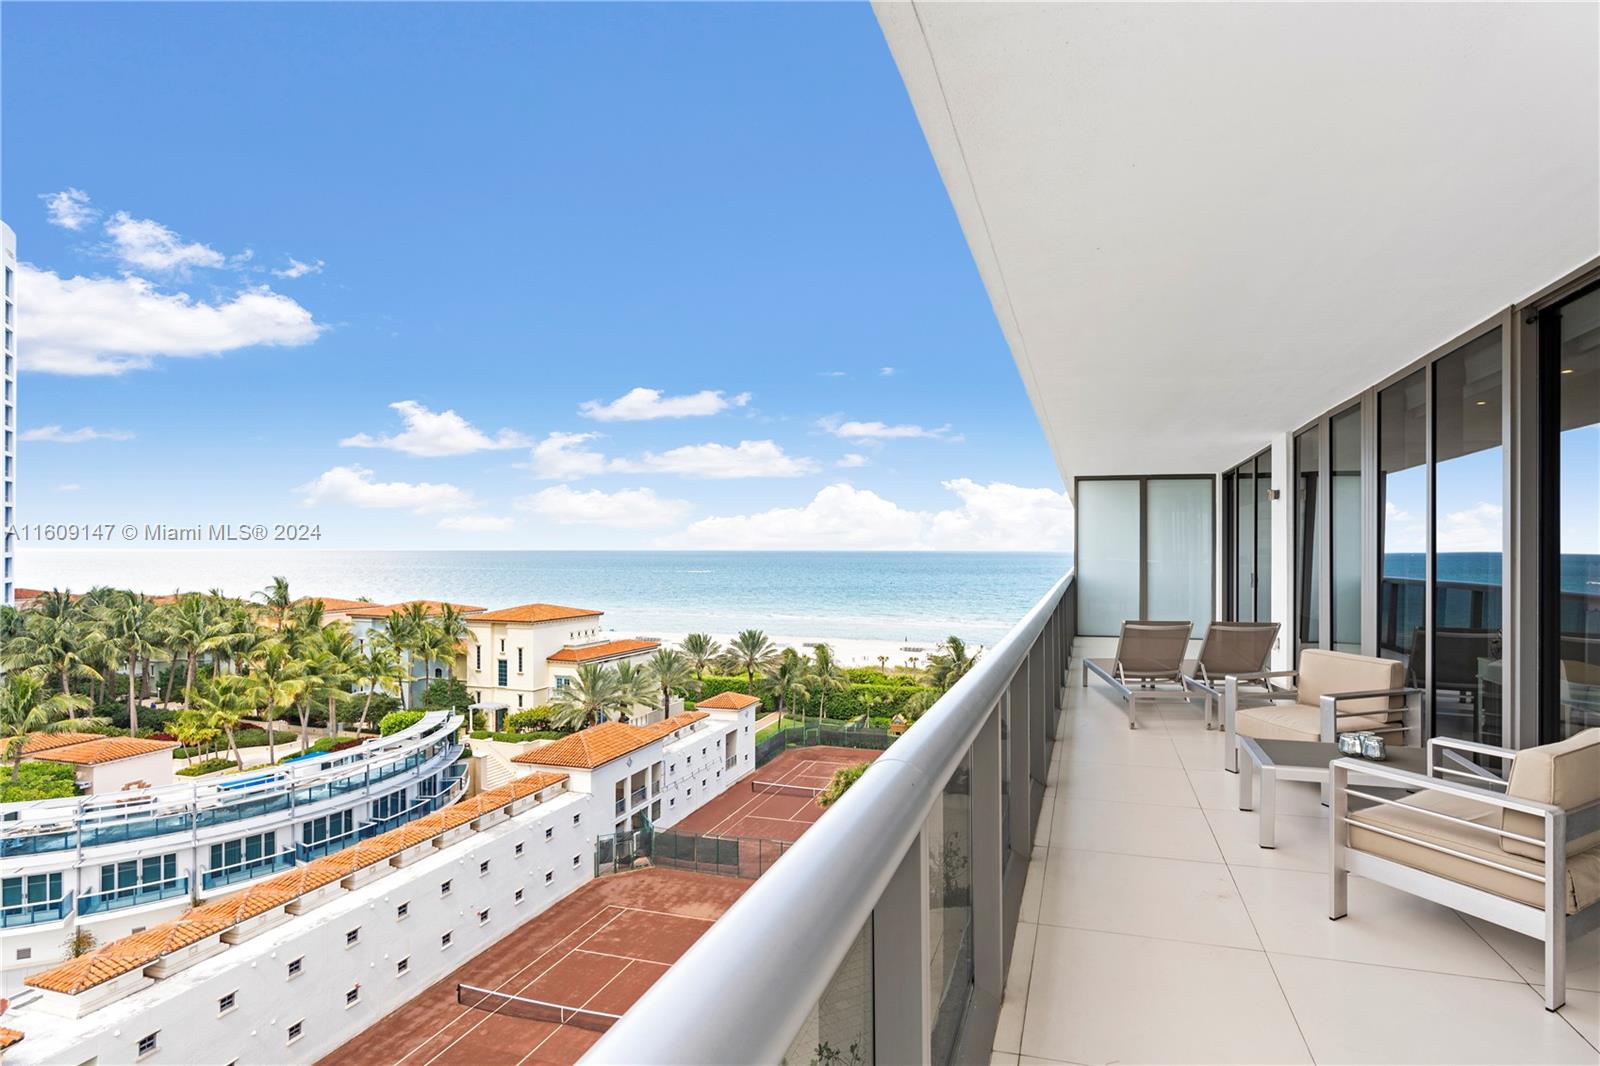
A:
318;868;747;1066
671;744;883;842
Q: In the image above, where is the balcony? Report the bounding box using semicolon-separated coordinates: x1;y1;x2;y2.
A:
0;893;72;928
201;849;295;891
630;786;648;808
582;575;1598;1064
77;876;190;916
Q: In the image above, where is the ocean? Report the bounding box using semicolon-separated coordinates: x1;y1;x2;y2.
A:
18;550;1075;645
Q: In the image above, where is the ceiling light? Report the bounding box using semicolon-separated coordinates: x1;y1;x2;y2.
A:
1476;400;1487;406
1561;368;1575;374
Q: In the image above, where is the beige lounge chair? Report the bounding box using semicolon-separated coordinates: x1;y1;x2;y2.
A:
1180;620;1282;729
1083;620;1193;729
1220;648;1421;771
1331;728;1600;1011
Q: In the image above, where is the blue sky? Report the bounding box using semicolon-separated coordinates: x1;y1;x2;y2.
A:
3;2;1071;552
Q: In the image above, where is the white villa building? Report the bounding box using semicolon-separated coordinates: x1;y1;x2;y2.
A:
462;602;659;718
0;694;757;1064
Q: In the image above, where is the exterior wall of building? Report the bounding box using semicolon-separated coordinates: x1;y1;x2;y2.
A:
72;750;177;794
8;792;594;1066
464;619;574;707
3;221;15;609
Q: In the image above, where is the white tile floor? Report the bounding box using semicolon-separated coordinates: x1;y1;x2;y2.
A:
993;647;1600;1065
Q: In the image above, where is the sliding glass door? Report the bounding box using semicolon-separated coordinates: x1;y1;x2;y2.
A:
1294;426;1322;653
1541;284;1600;742
1378;370;1426;677
1226;450;1271;622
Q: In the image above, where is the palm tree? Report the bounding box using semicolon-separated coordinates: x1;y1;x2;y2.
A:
254;576;293;630
926;636;977;692
171;709;217;767
0;669;98;780
722;629;779;692
307;625;361;740
877;655;890;673
169;594;228;708
374;629;411;710
680;633;722;680
92;591;160;734
549;663;622;731
392;603;433;701
766;649;812;722
611;662;654;723
645;649;695;716
810;642;847;729
430;605;471;685
189;674;253;768
356;642;400;734
251;641;307;763
2;590;100;712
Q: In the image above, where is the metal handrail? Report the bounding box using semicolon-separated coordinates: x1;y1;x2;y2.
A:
585;570;1073;1065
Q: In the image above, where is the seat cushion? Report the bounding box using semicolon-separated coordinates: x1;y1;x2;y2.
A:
1297;649;1406;715
1236;702;1392;742
1349;791;1600;915
1503;728;1600;861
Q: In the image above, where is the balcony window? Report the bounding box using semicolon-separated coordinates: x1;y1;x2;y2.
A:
1294;425;1323;651
1330;403;1364;651
1378;368;1427;670
497;659;508;686
1;871;65;927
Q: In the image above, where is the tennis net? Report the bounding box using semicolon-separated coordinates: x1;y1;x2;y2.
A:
750;779;823;799
456;983;622;1032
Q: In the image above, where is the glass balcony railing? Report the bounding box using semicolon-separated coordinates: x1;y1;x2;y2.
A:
630;786;648;807
614;796;626;816
77;876;190;916
586;571;1076;1066
1;892;73;928
201;849;295;891
0;829;75;857
725;753;737;770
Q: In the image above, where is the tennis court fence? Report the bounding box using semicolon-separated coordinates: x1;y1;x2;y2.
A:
754;724;896;767
593;827;793;880
456;983;621;1032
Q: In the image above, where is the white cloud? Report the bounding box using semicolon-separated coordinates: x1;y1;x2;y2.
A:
527;432;610;480
526;433;817;480
616;440;817;479
298;465;473;514
40;188;98;231
54;483;81;493
341;401;531;457
818;416;961;442
579;387;751;422
438;514;515;533
272;257;325;279
516;485;692;529
819;370;847;378
1384;501;1426;554
21;425;134;443
665;479;1073;550
836;453;870;468
880;366;896;376
1438;502;1503;553
18;265;324;375
104;211;225;272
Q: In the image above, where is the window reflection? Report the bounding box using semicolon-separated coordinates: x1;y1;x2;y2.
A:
1433;330;1503;745
927;753;972;1066
1330;405;1363;652
1554;288;1600;739
1295;427;1321;649
1379;371;1426;673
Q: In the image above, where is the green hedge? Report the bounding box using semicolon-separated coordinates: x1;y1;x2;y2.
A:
691;674;936;720
0;762;79;802
177;757;237;777
173;728;297;759
695;676;768;709
379;710;425;736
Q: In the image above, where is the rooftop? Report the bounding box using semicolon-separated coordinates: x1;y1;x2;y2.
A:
341;599;487;619
547;638;660;663
32;737;177;765
468;602;604;624
512;711;710;769
18;731;109;755
694;691;761;711
291;596;375;611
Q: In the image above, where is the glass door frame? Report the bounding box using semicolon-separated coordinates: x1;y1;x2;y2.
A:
1534;275;1600;744
1074;474;1216;625
1221;449;1271;623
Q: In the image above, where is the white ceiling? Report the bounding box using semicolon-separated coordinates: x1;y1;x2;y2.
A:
874;1;1600;486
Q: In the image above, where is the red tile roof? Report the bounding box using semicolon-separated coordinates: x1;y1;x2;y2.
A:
695;691;762;711
292;596;375;612
341;599;486;619
547;639;659;664
19;731;109;754
34;737;178;765
25;770;568;997
512;712;709;769
469;603;603;624
0;1027;22;1049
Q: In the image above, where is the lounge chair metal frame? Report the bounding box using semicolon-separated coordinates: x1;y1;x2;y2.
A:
1082;620;1193;730
1177;620;1283;730
1330;736;1600;1012
1213;668;1422;772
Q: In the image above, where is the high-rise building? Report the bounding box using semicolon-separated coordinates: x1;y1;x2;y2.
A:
2;220;14;608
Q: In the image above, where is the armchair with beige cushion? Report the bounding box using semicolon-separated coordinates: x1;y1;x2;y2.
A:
1220;648;1422;772
1330;728;1600;1011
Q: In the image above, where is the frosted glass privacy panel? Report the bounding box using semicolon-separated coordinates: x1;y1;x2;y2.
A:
1146;479;1214;635
1077;479;1141;635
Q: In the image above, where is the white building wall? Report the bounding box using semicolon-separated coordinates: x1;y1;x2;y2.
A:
76;750;178;794
8;793;594;1066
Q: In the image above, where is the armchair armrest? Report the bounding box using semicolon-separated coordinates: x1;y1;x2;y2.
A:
1318;687;1423;743
1322;686;1424;702
1426;736;1517;786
